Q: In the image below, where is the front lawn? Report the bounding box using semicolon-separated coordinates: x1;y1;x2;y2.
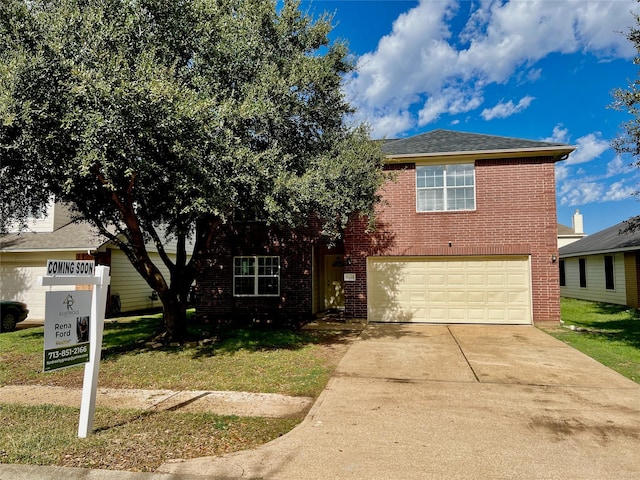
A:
0;313;358;471
542;298;640;384
0;312;355;396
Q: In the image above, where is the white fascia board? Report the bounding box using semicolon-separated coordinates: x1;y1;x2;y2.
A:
384;146;576;164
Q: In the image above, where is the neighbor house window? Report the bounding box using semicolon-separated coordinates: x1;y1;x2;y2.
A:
234;256;280;296
559;260;566;287
579;258;587;288
604;255;615;290
416;163;475;212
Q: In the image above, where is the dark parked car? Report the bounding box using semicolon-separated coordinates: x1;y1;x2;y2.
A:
0;300;29;332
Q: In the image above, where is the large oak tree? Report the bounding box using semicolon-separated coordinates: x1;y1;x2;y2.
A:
611;4;640;231
0;0;385;341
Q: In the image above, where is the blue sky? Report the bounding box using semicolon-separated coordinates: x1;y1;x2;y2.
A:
300;0;640;234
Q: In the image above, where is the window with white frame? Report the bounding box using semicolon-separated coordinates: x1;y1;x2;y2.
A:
234;256;280;296
416;163;475;212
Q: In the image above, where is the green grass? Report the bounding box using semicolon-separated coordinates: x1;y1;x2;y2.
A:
0;312;357;471
543;298;640;383
0;313;356;396
0;403;298;471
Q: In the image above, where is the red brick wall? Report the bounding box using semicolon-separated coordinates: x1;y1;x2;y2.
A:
196;223;318;323
344;157;561;323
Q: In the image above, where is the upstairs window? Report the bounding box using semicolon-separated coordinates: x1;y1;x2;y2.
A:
234;256;280;296
416;164;475;212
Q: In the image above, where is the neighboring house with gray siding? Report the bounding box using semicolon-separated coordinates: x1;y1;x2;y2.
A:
559;221;640;308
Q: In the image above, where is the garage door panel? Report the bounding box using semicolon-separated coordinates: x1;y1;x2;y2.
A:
427;308;446;320
467;291;486;303
447;291;466;303
367;256;531;325
468;308;486;321
487;291;506;303
428;290;446;303
448;309;466;321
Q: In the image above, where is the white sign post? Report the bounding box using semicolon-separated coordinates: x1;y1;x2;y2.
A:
38;261;110;438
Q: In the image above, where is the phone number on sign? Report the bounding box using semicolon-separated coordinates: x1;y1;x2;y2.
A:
47;344;88;360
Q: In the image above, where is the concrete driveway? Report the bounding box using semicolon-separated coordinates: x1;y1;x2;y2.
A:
161;324;640;479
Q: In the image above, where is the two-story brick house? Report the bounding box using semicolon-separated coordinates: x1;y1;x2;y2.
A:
197;129;575;325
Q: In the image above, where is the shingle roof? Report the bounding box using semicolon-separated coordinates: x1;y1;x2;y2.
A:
559;221;640;257
0;222;110;252
382;129;573;157
557;224;576;235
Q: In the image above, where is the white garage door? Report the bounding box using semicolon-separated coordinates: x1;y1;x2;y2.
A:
367;256;532;324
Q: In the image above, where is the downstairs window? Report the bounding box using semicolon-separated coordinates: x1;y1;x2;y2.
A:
234;256;280;296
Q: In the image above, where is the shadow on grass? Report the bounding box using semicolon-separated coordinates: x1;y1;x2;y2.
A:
99;315;356;362
565;302;640;350
190;326;357;358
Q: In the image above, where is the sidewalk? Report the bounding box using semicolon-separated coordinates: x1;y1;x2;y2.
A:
0;385;313;418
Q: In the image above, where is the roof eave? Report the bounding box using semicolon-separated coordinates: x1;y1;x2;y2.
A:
384;146;576;164
0;247;103;253
560;246;640;258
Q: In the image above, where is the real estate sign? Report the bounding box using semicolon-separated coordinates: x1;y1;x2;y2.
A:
46;259;95;277
44;290;92;372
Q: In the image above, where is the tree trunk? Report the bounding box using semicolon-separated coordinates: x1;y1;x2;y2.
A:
157;265;196;343
161;296;189;342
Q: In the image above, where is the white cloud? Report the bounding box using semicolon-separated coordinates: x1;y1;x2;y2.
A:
346;1;457;108
555;164;570;182
544;125;610;164
369;109;413;140
607;155;635;176
543;125;571;144
418;87;484;125
604;180;637;201
558;175;638;206
559;179;604;206
481;95;534;120
526;68;542;83
566;132;610;165
346;0;638;138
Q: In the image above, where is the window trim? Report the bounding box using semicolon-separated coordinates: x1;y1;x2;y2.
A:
233;256;280;297
415;163;476;212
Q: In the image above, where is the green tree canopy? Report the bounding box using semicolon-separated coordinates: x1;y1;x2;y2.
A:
0;0;386;341
611;6;640;231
